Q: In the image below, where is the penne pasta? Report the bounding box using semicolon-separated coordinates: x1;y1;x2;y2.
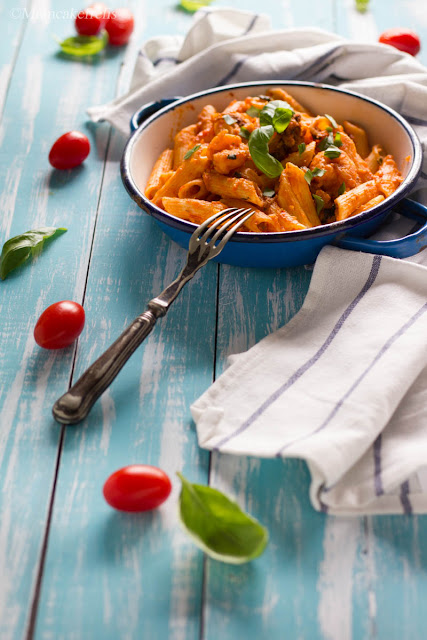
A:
335;180;380;221
146;89;403;233
153;147;209;206
343;121;370;159
203;171;264;208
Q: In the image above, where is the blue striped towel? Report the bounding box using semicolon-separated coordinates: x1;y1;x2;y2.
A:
192;246;427;515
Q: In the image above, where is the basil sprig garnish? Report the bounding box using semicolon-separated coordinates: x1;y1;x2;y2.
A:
338;182;346;196
324;145;342;159
313;194;325;215
304;167;325;185
259;100;294;132
184;144;201;160
263;188;275;197
248;125;284;178
223;114;236;125
246;106;261;118
325;113;339;129
298;142;306;155
247;101;295;178
0;227;67;280
177;473;268;564
318;130;342;159
239;127;250;139
334;132;342;147
57;31;108;57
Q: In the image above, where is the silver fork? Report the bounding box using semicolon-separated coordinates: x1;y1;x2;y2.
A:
52;207;255;425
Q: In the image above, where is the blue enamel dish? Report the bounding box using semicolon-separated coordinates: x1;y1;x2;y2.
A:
121;81;426;268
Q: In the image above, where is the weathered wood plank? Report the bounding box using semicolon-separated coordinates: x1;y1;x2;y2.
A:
0;0;131;638
334;2;427;639
0;0;30;118
32;2;216;639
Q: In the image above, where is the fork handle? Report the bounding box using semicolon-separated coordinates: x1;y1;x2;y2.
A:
52;309;159;425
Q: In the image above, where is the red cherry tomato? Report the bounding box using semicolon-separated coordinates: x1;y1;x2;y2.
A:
379;29;421;56
48;131;90;170
105;8;134;46
34;301;85;349
103;465;172;512
75;5;109;36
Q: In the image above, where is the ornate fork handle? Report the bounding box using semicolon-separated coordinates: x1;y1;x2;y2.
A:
52;269;193;425
52;206;254;425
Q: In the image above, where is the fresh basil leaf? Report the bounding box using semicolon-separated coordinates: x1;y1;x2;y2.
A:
57;31;108;57
246;106;261;118
0;227;67;280
259;100;293;129
338;182;346;196
184;144;201;160
263;188;275;197
179;0;214;12
355;0;369;13
325;113;339;129
223;114;236;125
272;107;293;134
304;167;325;185
248;125;284;179
298;142;306;155
177;473;269;564
318;132;334;151
239;127;250;140
324;145;342;159
334;132;342;147
313;194;325;215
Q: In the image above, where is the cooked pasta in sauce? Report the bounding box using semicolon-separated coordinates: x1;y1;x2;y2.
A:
145;88;403;233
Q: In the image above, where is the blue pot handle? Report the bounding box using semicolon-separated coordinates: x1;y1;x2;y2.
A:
334;199;427;258
130;97;182;132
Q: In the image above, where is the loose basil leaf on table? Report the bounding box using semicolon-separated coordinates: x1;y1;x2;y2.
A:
179;0;214;12
57;31;108;57
177;473;269;564
248;125;284;179
355;0;369;13
0;227;67;280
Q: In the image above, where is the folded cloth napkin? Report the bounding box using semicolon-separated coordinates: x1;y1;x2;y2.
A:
191;246;427;515
88;8;427;514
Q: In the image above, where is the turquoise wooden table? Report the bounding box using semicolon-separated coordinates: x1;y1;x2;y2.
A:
1;1;427;638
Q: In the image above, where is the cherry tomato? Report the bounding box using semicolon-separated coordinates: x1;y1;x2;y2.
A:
48;131;90;170
379;29;421;56
75;4;109;36
34;301;85;349
105;8;134;46
103;465;172;512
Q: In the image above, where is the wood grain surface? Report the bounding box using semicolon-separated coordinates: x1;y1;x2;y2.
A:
1;1;426;639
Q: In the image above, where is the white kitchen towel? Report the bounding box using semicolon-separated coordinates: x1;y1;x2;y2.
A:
191;246;427;515
87;7;427;193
